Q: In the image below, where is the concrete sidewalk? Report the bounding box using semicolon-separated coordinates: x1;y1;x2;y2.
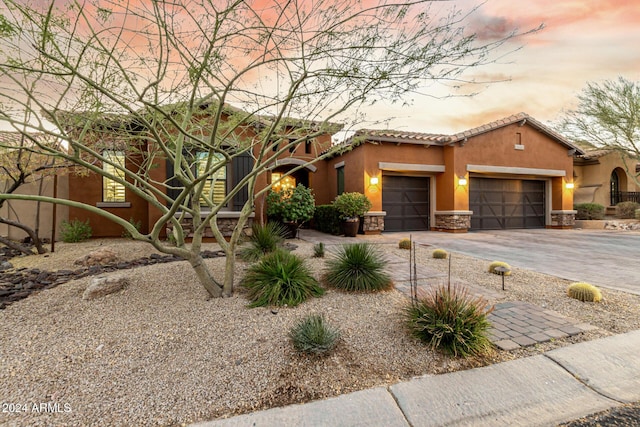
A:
193;329;640;427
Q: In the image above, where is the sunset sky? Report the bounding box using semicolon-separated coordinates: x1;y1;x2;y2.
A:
371;0;640;134
1;0;638;136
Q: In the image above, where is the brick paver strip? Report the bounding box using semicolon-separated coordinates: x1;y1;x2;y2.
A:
488;301;594;350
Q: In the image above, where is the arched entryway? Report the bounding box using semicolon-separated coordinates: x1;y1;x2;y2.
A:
268;158;316;191
610;167;627;205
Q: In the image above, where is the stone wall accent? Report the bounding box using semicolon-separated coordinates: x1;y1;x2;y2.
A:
550;210;576;229
362;212;385;234
166;213;254;239
434;211;472;232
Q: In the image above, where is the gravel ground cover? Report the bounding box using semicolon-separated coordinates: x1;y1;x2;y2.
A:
1;238;639;426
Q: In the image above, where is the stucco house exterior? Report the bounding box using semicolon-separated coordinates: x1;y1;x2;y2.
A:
3;112;601;240
573;149;640;211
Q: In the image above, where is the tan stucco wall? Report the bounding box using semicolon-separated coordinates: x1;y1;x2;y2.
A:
574;151;640;207
1;174;69;241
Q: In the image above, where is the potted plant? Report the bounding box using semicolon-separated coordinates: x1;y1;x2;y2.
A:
332;192;372;237
266;184;316;238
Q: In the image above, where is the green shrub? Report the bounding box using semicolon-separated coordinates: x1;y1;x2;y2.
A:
432;249;448;259
60;219;92;243
313;242;325;258
404;285;494;357
398;238;411;250
266;184;315;224
574;203;605;220
332;192;372;219
324;243;392;292
241;249;324;307
122;217;142;239
289;314;340;355
616;201;640;219
636;209;640;220
567;282;602;302
239;222;287;262
488;261;511;276
313;204;342;235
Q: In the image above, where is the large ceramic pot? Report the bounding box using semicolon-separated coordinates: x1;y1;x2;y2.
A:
342;218;359;237
283;221;299;239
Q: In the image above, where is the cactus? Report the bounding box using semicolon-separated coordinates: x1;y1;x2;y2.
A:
398;238;411;250
567;282;602;302
488;261;511;276
432;248;448;259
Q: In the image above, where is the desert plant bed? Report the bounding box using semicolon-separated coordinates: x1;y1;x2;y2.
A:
1;239;640;426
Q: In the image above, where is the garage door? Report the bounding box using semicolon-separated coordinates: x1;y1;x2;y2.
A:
470;178;545;230
382;175;430;231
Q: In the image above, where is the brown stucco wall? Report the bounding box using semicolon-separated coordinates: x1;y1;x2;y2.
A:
67;156;150;238
453;123;575;211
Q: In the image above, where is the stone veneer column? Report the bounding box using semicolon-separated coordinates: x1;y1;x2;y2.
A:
362;211;386;234
549;210;576;229
433;210;472;232
166;212;255;239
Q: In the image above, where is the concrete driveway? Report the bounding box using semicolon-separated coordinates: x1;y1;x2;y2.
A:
382;228;640;296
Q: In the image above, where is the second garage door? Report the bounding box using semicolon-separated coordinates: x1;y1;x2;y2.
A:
470;178;545;230
382;175;430;231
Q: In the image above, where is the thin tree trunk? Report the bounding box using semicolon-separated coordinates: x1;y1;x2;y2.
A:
222;251;235;297
188;253;223;298
0;217;47;254
0;235;34;256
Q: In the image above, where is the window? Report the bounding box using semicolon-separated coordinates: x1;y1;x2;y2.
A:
337;166;345;195
166;151;253;211
102;150;126;202
196;152;226;205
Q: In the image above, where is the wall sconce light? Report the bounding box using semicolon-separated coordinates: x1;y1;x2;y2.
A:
566;182;575;189
458;176;468;186
370;176;379;186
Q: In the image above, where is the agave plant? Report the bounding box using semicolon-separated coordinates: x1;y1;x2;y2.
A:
324;243;392;292
241;249;324;307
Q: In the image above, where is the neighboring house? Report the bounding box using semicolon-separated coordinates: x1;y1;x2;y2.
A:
573;149;640;210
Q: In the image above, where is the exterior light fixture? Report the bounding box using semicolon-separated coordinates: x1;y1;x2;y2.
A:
370;176;379;186
458;176;468;186
566;182;575;189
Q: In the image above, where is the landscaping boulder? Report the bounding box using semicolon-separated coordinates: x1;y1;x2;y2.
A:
83;274;129;300
0;261;13;272
74;248;120;267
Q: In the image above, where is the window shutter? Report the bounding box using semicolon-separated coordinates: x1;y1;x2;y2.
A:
232;153;253;211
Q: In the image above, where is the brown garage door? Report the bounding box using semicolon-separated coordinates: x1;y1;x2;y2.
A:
470;178;545;230
382;175;430;231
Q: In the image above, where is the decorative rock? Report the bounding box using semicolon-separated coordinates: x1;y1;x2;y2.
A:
74;248;120;267
82;275;130;300
0;261;13;271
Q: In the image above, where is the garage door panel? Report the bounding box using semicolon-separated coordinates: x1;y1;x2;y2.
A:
470;178;545;230
382;175;430;232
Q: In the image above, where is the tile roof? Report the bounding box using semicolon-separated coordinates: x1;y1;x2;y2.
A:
354;129;450;144
350;113;585;155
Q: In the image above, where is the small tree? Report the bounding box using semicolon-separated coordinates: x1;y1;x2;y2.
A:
0;0;529;298
562;76;640;187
